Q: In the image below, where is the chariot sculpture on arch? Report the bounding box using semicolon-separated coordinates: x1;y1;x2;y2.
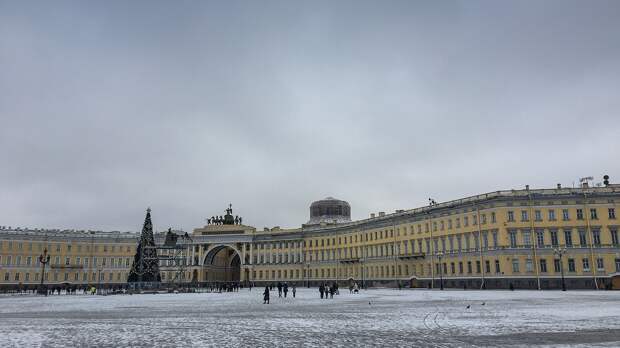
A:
207;203;243;225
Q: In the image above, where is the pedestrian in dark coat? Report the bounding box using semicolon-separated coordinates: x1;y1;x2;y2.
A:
283;283;289;298
263;286;270;304
292;284;296;298
319;284;324;299
277;282;283;297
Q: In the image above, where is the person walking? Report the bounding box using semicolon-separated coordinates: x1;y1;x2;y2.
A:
292;284;296;298
263;286;270;304
277;282;283;297
325;284;329;300
283;283;289;298
319;284;324;299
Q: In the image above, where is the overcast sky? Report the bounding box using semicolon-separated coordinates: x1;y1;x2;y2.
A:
1;1;619;233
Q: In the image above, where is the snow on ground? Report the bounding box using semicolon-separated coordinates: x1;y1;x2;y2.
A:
1;288;619;347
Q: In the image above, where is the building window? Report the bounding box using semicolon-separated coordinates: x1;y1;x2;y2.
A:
548;210;556;221
507;211;515;222
485;260;491;273
592;229;601;246
564;229;573;247
535;210;542;221
3;273;8;281
576;209;584;220
509;231;517;248
579;230;587;247
512;259;520;273
568;258;576;272
522;230;531;247
590;208;598;220
582;258;590;272
459;262;463;274
596;258;604;271
492;231;498;248
491;212;496;223
609;208;616;219
536;230;544;248
464;216;469;227
611;229;619;246
495;259;500;273
562;209;570;221
521;210;529;222
615;258;620;272
540;259;547;273
525;259;533;272
554;259;561;273
467;261;472;274
550;230;558;247
476;261;481;273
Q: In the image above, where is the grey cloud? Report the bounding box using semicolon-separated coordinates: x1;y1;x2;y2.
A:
1;0;619;232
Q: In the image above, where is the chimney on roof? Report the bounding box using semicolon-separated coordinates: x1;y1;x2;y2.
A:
370;213;375;218
557;183;561;189
582;182;589;188
378;212;385;217
525;185;530;190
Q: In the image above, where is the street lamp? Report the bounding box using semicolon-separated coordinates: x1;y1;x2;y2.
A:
436;251;444;290
428;198;437;289
38;248;51;296
554;248;567;291
97;268;102;295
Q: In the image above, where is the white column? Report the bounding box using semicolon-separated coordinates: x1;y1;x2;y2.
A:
249;242;254;265
242;243;247;265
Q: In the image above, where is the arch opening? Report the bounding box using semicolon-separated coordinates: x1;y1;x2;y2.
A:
203;246;241;283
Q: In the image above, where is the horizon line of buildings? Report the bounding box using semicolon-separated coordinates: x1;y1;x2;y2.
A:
1;182;619;290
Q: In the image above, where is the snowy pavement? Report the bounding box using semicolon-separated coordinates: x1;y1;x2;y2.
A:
1;288;619;347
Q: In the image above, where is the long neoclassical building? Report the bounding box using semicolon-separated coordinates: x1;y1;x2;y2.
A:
1;183;619;290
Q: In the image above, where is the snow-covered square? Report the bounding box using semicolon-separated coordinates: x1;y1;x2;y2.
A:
1;289;620;347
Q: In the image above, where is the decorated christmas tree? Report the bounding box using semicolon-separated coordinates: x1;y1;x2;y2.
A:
127;208;161;283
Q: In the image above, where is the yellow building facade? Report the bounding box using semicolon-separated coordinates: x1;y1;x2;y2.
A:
0;230;136;290
1;184;619;291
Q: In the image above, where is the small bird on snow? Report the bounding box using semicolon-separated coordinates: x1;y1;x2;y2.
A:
369;301;372;305
481;302;485;306
466;305;470;309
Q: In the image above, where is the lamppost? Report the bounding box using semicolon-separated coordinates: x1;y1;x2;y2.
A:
360;259;365;290
428;198;437;289
38;248;51;296
97;268;102;295
554;247;567;291
436;251;444;290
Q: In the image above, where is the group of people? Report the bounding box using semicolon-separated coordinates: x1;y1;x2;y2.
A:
319;282;338;299
262;282;297;304
202;282;241;293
